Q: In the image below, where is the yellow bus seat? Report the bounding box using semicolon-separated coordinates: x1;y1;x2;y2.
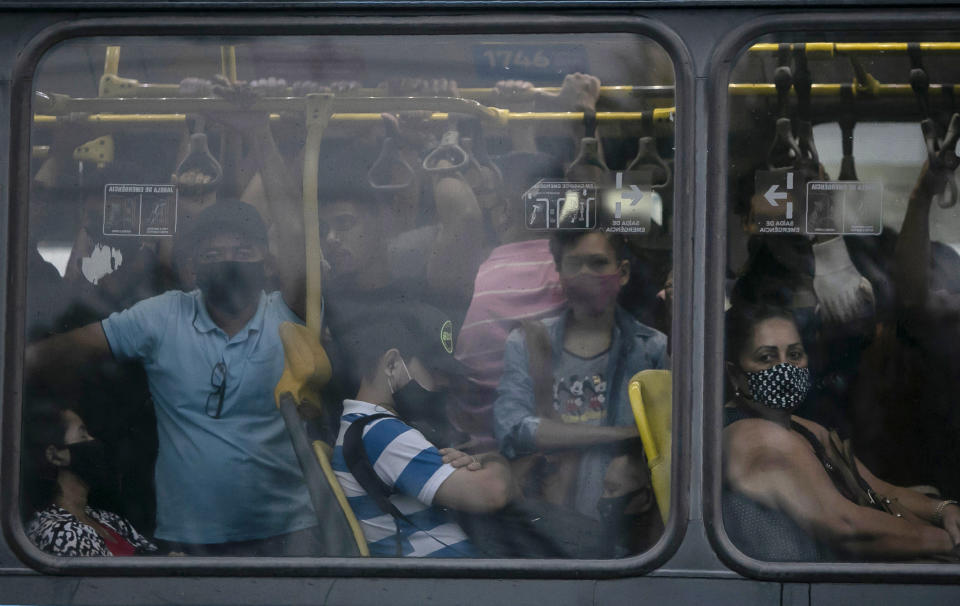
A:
312;440;370;557
274;321;332;413
628;370;672;524
275;321;369;556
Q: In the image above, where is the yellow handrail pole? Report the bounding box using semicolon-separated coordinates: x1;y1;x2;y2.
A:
728;82;941;96
34;109;676;126
220;45;238;83
218;45;244;196
748;42;960;58
301;94;335;336
104;46;121;77
81;81;675;103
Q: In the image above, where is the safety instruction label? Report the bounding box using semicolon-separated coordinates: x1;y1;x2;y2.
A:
103;184;178;237
805;181;883;235
524;180;597;230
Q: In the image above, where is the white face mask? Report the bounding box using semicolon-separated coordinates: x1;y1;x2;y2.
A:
744;363;811;411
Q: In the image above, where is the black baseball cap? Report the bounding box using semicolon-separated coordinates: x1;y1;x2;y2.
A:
331;298;465;377
177;199;269;257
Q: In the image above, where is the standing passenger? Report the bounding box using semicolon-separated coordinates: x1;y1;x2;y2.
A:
494;231;668;518
26;200;320;555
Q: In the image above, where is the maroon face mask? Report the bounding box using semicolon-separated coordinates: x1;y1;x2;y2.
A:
560;271;622;315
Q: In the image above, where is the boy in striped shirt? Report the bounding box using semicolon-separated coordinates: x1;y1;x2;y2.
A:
330;303;515;557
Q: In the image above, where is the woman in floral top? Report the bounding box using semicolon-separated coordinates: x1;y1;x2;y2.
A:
24;402;156;556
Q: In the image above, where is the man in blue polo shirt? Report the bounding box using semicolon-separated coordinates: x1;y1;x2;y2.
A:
26;200;318;555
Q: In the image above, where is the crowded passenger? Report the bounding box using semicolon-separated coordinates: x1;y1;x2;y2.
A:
329;303;515;557
23;45;675;560
26;200;321;555
24;401;157;557
851;162;960;501
494;230;668;521
723;303;960;561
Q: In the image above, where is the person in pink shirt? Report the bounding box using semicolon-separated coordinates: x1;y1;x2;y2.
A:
453;151;567;451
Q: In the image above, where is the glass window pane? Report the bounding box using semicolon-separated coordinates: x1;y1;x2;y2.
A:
21;33;675;562
724;35;960;563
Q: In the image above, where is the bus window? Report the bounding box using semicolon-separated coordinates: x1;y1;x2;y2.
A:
721;33;960;566
16;29;678;567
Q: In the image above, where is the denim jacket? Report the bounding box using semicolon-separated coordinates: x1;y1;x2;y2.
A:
493;306;669;517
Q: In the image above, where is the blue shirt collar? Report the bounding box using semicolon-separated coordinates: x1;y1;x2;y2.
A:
192;290;268;341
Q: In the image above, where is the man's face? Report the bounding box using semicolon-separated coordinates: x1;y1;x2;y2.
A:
319;200;381;280
194;231;264;266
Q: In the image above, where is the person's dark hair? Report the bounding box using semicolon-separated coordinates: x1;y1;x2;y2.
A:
336;319;412;388
175;198;269;265
22;400;71;515
549;231;629;268
725;304;798;366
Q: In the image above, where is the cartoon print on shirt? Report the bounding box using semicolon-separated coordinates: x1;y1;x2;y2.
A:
554;372;607;423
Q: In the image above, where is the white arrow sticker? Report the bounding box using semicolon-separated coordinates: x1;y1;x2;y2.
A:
764;184;788;206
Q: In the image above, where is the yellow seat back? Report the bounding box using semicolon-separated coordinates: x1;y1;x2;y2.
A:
275;321;369;556
628;370;672;524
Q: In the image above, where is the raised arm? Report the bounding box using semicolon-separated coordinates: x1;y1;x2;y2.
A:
893;163;937;309
25;322;113;393
724;418;954;559
205;78;307;318
427;174;484;303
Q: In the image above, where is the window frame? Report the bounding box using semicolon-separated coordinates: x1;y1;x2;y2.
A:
4;12;694;577
705;10;960;583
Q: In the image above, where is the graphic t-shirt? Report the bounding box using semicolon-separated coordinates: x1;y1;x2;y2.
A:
552;349;610;424
552;347;612;518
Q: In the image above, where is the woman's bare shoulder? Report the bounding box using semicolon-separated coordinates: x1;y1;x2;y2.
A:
723;416;814;476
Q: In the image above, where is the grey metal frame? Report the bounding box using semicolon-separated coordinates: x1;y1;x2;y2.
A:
3;13;695;578
704;9;960;584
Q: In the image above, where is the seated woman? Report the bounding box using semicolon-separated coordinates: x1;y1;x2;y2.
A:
723;304;960;561
24;402;157;556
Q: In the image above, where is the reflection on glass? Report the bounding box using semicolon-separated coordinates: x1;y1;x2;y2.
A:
22;34;674;559
724;38;960;562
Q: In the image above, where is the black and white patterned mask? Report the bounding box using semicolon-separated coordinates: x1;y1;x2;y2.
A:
745;363;811;411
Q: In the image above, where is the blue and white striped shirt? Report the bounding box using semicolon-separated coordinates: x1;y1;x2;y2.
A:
332;400;477;557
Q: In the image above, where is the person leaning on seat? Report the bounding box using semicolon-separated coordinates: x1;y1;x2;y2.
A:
329;302;515;557
723;303;960;561
23;400;157;557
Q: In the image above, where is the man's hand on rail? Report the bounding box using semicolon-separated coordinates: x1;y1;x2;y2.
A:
545;72;602;111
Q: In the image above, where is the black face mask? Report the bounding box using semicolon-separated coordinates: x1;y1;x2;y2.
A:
195;261;265;315
393;378;468;449
66;440;113;492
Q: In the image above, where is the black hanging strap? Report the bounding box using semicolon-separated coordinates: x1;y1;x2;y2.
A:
582;107;598;138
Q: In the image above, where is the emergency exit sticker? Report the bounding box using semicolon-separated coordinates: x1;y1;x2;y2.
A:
753;170;802;234
805;181;883;236
598;171;656;234
103;184;178;237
